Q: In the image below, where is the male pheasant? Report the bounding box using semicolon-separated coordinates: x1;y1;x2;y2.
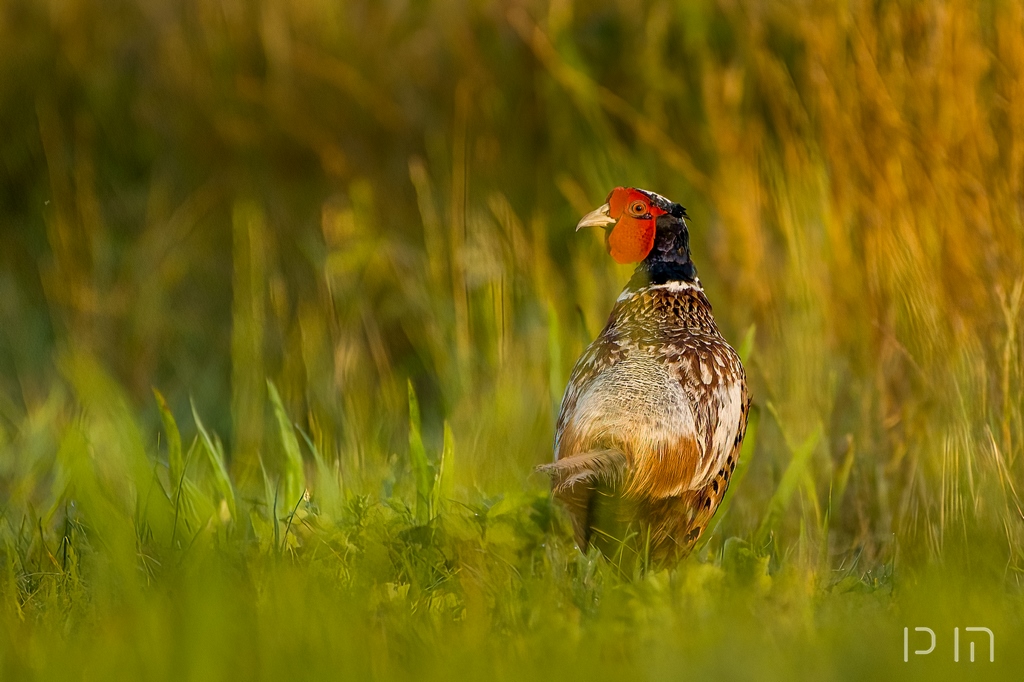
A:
539;187;750;568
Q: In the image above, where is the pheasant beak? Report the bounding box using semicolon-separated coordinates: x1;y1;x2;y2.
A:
575;203;615;231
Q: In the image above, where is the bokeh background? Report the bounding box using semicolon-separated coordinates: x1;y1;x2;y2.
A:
1;0;1023;679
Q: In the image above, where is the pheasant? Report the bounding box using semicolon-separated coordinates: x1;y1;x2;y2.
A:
539;187;750;568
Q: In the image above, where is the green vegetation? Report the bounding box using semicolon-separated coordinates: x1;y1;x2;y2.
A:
1;0;1023;679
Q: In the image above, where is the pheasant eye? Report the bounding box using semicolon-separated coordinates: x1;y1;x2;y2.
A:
629;201;646;216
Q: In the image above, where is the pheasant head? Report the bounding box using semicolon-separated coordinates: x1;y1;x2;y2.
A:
576;186;697;283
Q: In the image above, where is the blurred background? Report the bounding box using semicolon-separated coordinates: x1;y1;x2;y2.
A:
2;0;1024;593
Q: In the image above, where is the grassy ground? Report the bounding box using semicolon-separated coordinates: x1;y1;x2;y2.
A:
1;0;1023;679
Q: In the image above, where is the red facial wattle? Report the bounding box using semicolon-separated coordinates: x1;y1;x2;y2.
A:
606;187;666;264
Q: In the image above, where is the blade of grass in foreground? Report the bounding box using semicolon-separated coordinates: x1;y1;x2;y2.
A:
407;380;432;524
267;380;307;515
754;416;822;552
152;389;183;495
431;421;455;519
190;398;236;523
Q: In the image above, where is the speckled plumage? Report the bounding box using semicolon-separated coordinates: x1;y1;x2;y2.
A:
540;189;750;567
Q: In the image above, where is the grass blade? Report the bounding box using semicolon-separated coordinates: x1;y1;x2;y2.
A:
267;381;306;514
754;420;822;551
407;380;432;524
431;421;455;518
152;389;183;494
190;398;236;523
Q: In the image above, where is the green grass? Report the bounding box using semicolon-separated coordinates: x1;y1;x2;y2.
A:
1;0;1024;679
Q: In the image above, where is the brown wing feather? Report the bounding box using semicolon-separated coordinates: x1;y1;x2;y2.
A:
643;380;750;563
